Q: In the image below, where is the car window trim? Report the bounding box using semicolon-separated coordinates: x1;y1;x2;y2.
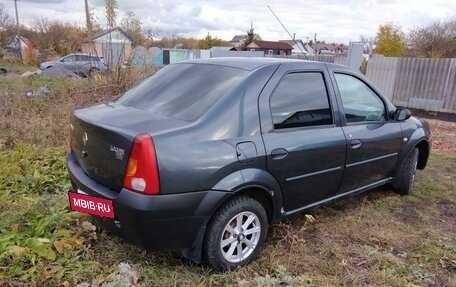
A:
333;71;390;123
268;70;336;132
269;123;337;133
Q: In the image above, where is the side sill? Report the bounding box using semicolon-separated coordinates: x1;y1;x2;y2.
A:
280;177;392;218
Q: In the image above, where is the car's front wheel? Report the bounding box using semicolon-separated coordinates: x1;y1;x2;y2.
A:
88;68;99;77
204;196;268;271
392;148;419;195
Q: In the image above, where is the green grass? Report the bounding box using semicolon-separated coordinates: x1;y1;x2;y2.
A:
0;70;454;286
0;59;37;74
0;146;454;286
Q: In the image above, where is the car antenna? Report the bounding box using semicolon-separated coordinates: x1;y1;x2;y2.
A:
267;5;308;59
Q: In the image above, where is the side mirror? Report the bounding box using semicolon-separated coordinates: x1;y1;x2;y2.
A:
394;108;412;121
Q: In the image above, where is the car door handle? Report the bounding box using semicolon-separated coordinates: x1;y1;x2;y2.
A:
350;139;362;149
271;148;288;160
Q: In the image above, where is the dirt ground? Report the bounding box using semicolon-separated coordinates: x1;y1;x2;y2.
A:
410;108;456;157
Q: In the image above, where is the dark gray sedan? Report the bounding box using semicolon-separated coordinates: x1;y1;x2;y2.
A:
67;58;431;271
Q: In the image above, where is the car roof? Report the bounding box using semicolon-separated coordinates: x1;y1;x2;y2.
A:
180;57;354;72
65;53;100;57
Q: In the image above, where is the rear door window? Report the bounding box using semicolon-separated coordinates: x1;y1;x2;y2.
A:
117;64;247;121
270;72;333;129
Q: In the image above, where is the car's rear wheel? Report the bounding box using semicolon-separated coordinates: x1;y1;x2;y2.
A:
392;148;419;195
204;196;268;271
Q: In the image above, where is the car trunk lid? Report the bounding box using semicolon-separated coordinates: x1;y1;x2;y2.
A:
71;102;188;192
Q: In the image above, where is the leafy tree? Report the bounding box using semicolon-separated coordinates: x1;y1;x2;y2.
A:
407;18;456;58
200;33;230;49
374;23;406;57
242;22;260;49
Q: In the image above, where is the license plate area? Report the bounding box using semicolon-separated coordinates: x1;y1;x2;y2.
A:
68;191;114;218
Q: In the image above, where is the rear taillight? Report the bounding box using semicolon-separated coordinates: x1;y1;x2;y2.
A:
123;134;160;195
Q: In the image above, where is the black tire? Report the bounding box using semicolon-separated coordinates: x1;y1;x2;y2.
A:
0;68;7;74
392;148;419;195
88;68;99;77
204;196;268;271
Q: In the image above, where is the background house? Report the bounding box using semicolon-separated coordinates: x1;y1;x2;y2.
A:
279;39;309;55
3;35;38;60
81;27;132;65
246;40;292;55
229;35;248;47
311;42;348;54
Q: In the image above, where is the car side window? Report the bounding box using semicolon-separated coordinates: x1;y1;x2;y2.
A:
270;72;333;129
62;55;75;63
334;73;386;123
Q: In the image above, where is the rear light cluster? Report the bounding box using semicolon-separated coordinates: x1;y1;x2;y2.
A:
123;134;160;195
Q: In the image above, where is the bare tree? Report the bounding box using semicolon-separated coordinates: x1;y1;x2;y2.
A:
121;11;143;46
105;0;117;29
408;18;456;58
146;26;160;42
104;0;118;67
30;19;85;58
0;3;14;45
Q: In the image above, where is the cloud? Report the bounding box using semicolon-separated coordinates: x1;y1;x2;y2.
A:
22;0;67;3
4;0;456;43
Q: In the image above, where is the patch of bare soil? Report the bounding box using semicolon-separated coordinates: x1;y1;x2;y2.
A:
397;201;423;224
437;199;456;234
410;109;456;157
427;119;456;157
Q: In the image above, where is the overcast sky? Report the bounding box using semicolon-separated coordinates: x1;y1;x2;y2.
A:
3;0;456;43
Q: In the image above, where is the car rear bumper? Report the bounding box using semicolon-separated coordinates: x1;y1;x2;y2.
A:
67;152;231;251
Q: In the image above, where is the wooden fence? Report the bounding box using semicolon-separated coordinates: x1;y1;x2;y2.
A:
265;54;347;65
366;55;456;113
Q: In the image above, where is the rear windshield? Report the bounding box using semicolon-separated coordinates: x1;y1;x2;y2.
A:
116;63;248;121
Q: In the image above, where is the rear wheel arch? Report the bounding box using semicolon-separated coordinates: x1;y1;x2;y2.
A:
234;186;275;223
182;186;275;265
210;168;283;222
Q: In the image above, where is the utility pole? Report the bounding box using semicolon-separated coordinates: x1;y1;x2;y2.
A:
14;0;19;29
14;0;21;59
314;33;317;54
84;0;92;34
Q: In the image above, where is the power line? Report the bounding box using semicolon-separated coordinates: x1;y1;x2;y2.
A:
267;5;307;57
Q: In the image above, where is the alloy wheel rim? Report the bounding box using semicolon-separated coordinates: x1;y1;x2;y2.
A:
220;211;261;263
